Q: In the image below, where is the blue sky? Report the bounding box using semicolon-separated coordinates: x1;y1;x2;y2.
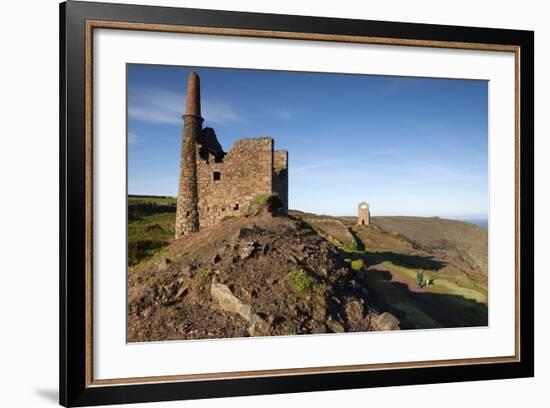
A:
127;64;488;218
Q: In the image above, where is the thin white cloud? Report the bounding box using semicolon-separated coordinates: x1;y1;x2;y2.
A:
128;132;139;144
275;109;292;120
292;162;332;174
128;86;240;125
203;100;241;124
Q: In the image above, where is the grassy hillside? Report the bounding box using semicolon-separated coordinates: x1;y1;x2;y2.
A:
291;211;488;329
372;216;488;275
128;199;488;335
128;195;176;266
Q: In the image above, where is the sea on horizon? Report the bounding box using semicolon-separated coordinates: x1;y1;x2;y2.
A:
460;218;488;229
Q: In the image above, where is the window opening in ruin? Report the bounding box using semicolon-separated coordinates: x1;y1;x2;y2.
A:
213;171;221;181
234;204;239;210
361;220;365;225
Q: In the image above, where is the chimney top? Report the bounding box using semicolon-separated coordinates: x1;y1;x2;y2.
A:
185;71;201;116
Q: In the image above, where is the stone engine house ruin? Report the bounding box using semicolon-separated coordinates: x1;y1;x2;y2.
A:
357;202;371;226
175;72;288;238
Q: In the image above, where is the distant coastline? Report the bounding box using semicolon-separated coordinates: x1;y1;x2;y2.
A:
461;219;488;229
127;196;490;230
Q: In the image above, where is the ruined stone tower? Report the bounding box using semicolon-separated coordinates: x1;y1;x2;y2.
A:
175;72;202;238
357;202;370;226
175;71;288;238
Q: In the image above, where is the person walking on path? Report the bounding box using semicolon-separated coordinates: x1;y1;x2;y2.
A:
416;271;424;288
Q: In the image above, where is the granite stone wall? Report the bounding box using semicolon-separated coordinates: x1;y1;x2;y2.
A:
176;71;289;235
196;137;279;228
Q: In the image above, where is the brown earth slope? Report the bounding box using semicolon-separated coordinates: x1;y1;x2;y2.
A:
128;201;488;341
372;216;488;275
128;208;392;342
291;211;488;329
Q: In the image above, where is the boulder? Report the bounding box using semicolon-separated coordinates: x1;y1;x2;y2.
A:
326;318;345;333
210;282;253;322
210;282;266;335
239;241;258;259
371;312;400;331
345;300;364;324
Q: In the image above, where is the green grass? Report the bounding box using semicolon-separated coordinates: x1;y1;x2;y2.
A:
196;270;213;286
302;214;488;329
305;223;357;253
375;260;487;304
342;243;358;252
287;268;317;295
250;194;273;206
128;195;176;206
351;259;365;271
128;196;176;267
363;269;442;329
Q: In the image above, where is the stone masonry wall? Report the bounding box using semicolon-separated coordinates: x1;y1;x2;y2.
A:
273;150;289;213
176;72;289;235
196;137;274;228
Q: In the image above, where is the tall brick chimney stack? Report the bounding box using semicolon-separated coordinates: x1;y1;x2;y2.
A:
185;71;201;116
175;72;202;238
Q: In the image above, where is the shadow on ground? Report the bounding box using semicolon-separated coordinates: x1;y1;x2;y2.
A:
338;235;486;329
348;228;365;251
365;251;446;271
366;268;488;329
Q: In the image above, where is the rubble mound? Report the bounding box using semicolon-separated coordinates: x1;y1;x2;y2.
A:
128;212;398;342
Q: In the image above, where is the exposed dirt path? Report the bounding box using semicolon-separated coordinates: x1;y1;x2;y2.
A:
344;228;487;329
365;262;487;328
368;264;423;293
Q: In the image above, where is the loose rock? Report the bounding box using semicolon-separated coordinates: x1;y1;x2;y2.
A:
210;282;266;335
175;286;188;299
326;318;345;333
210;282;253;322
181;263;197;277
371;312;400;331
239;241;257;259
158;257;171;271
345;300;364;324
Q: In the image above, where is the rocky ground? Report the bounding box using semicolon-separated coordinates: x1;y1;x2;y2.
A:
128;199;397;342
128;197;487;342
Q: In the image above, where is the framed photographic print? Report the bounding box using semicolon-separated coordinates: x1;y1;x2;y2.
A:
59;0;534;406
